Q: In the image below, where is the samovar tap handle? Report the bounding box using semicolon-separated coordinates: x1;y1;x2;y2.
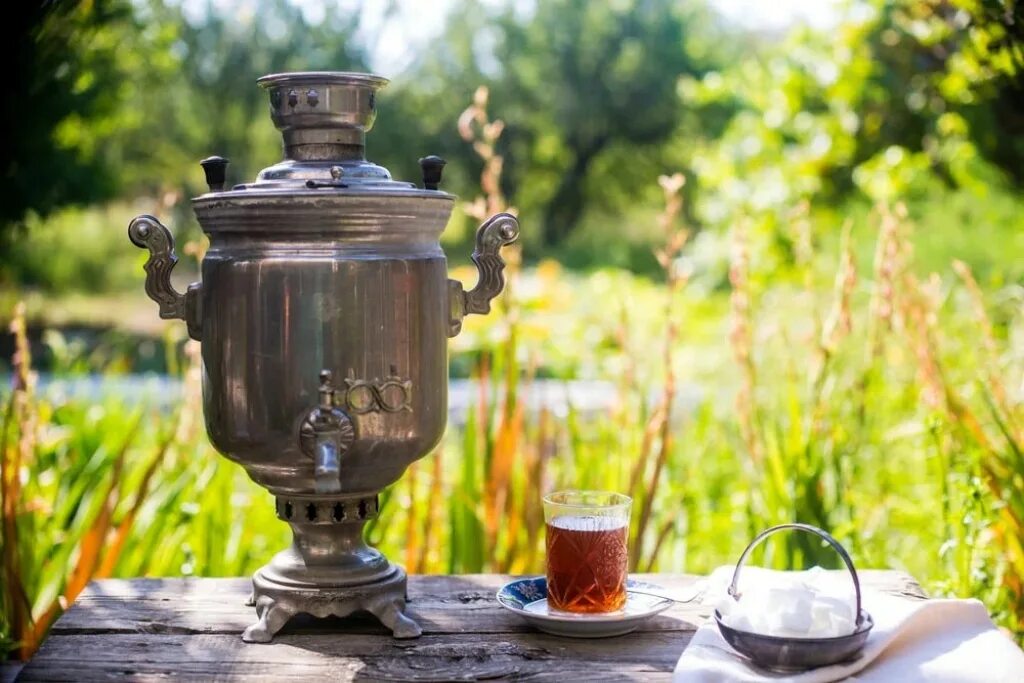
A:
447;212;520;337
128;215;202;341
300;370;355;495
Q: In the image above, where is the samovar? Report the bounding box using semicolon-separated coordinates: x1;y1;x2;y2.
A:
128;72;519;642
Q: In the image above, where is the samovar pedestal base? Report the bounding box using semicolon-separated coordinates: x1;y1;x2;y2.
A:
241;496;421;643
243;562;419;643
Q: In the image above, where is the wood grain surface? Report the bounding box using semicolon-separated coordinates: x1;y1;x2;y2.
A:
18;572;925;682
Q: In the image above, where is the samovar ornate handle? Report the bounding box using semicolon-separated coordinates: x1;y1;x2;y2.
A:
126;158;229;341
127;214;202;341
447;212;520;337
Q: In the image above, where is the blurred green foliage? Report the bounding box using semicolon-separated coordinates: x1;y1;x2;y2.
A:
2;0;1023;286
1;1;139;230
483;0;718;244
2;202;150;293
685;0;1024;280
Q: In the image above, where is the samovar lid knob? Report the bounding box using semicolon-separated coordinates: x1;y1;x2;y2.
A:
200;156;229;192
418;155;446;190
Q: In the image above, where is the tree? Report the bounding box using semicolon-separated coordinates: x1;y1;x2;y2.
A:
488;0;717;245
133;0;369;194
0;0;374;287
0;0;146;239
684;0;1024;237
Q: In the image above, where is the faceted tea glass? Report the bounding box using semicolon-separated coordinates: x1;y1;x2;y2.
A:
543;490;632;613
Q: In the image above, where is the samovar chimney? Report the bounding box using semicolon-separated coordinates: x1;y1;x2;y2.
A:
257;72;386;161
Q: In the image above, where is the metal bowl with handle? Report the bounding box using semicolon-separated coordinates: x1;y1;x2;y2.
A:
714;523;874;671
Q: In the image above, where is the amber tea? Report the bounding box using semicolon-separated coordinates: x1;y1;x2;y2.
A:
546;516;628;612
543;491;632;614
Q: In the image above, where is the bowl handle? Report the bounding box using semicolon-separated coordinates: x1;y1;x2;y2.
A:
727;523;864;627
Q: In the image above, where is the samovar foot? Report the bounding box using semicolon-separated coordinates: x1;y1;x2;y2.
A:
242;595;296;643
366;596;422;639
244;591;256;607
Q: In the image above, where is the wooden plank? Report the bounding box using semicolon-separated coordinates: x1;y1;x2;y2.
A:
1;663;24;683
19;632;687;682
18;572;926;682
49;574;709;636
49;572;924;636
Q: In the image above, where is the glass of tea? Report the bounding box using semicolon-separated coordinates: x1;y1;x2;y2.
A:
543;490;632;613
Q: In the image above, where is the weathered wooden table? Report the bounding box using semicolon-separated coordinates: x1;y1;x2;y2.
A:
17;572;924;681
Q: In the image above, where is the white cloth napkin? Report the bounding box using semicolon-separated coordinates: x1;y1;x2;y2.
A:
674;567;1024;682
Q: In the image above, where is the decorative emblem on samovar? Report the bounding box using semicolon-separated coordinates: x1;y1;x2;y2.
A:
128;71;519;642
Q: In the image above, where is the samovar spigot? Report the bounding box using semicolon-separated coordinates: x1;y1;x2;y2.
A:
300;370;355;494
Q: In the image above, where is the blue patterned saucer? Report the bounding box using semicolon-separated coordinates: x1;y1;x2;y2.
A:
496;577;673;638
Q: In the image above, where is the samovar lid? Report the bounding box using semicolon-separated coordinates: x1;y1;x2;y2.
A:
199;71;446;197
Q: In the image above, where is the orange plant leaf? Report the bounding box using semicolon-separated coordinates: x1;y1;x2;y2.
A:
96;429;171;579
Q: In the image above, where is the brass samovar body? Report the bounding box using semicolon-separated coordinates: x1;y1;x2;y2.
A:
128;72;518;641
